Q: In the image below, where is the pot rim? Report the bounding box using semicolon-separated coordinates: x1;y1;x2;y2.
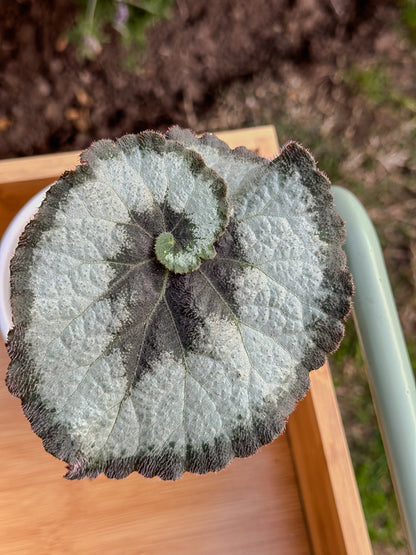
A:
0;186;50;341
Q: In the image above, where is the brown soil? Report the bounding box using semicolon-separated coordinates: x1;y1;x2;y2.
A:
0;0;390;158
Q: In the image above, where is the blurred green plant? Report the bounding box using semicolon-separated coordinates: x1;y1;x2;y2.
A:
341;63;416;113
357;435;405;546
342;65;391;106
69;0;174;60
407;339;416;373
398;0;416;42
331;322;407;548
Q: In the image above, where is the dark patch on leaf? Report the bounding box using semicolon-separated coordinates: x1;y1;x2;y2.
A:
214;218;246;261
165;272;205;351
231;424;260;458
135;302;180;377
136;130;166;155
164;205;195;248
200;219;247;318
130;206;164;239
301;345;327;371
111;224;154;265
252;405;285;445
185;437;234;474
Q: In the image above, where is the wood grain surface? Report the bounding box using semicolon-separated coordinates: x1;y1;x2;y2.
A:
287;364;372;555
0;342;310;555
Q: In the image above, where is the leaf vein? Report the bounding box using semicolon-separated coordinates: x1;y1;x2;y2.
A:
95;270;170;458
119;150;166;231
35;258;154;361
72;185;153;239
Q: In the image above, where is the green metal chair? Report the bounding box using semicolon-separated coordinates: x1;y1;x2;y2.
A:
333;186;416;554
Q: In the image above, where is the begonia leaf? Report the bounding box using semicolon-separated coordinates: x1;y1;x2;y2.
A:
6;128;352;480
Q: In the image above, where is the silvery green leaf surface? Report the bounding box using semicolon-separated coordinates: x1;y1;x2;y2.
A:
6;129;352;480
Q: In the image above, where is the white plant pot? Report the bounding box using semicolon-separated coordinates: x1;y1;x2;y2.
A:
0;187;50;341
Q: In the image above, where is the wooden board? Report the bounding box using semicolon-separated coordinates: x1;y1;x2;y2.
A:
0;126;372;554
0;341;310;554
287;364;372;554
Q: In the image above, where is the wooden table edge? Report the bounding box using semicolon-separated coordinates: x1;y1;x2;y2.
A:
287;363;372;555
0;125;280;186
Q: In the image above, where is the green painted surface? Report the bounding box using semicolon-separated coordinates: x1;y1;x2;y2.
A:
333;186;416;554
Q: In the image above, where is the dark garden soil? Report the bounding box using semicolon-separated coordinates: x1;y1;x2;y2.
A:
0;0;394;158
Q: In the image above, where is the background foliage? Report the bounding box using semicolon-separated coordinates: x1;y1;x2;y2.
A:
69;0;174;61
